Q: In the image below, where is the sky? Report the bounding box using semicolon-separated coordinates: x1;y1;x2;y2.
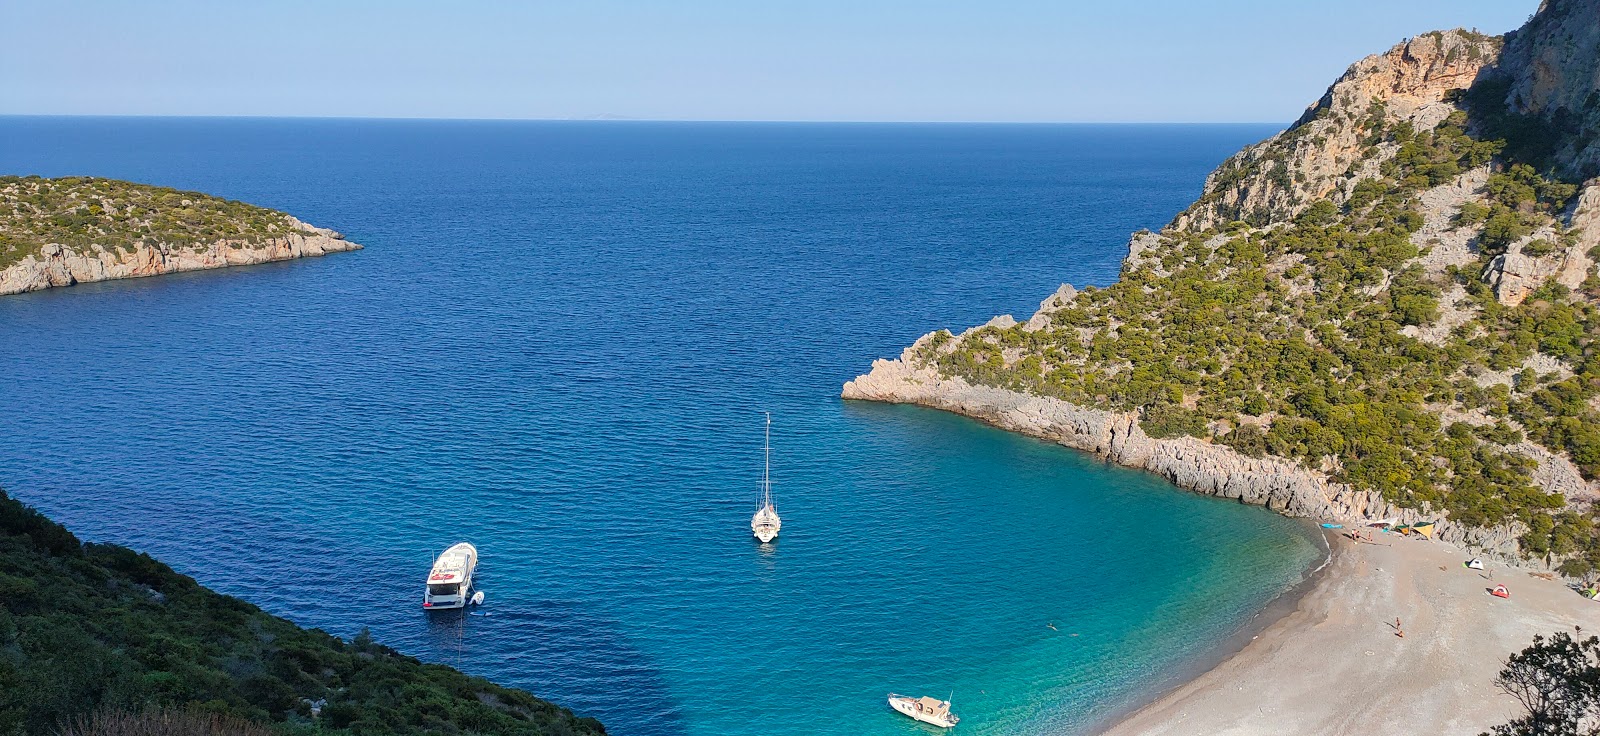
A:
1;1;1539;123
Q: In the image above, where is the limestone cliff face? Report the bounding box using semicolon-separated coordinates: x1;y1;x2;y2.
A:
0;217;360;296
1499;0;1600;180
1172;30;1501;233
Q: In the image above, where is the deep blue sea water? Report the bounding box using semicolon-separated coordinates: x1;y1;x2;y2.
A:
0;118;1317;735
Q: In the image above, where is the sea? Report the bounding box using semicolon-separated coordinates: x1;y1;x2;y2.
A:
0;117;1319;735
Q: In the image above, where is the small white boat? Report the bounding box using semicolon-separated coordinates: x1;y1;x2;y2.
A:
751;413;781;544
424;542;478;610
888;693;958;728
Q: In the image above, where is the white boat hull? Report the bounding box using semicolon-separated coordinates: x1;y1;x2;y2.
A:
752;505;781;543
424;542;478;611
888;695;958;728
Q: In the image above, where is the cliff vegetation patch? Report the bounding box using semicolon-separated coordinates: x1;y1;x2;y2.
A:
915;33;1600;573
0;176;295;269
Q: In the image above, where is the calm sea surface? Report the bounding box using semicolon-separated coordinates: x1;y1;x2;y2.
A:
0;118;1316;735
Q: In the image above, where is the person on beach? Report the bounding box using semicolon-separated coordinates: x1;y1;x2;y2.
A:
1395;617;1404;638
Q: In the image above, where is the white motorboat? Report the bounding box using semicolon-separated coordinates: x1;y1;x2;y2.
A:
751;413;781;544
888;693;958;728
424;542;478;610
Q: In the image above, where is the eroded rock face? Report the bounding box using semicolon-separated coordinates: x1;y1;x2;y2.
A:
1173;30;1502;232
0;219;361;296
1484;181;1600;305
842;343;1534;566
1498;0;1600;180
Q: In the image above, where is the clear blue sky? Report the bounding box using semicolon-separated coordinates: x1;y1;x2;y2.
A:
1;0;1538;123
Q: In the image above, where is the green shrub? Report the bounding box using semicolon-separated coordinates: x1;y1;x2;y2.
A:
0;489;605;736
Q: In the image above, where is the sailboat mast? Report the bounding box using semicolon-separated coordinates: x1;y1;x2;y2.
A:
762;412;772;508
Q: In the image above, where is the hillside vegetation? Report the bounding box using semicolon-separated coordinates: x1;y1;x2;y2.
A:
910;12;1600;573
0;176;298;270
0;489;604;736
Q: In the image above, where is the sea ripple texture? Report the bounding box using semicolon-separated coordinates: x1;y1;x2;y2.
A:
0;118;1316;736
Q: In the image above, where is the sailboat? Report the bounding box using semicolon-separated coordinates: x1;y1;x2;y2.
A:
751;413;781;544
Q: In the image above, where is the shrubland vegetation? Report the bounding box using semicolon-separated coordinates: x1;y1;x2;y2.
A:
0;489;605;736
916;81;1600;573
0;176;296;269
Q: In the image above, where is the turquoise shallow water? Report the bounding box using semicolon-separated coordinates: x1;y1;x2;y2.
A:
0;118;1316;735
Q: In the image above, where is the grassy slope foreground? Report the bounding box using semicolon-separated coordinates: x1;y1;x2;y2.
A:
864;1;1600;571
0;490;605;736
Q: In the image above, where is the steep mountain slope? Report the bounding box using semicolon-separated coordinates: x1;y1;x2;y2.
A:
0;490;604;736
847;0;1600;572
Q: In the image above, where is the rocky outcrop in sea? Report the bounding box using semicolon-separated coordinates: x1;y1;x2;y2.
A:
0;216;360;296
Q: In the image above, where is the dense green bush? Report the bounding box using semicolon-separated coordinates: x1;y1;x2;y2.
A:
914;78;1600;571
0;176;299;268
0;489;604;736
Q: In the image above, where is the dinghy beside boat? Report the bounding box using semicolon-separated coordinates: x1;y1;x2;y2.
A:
424;542;478;610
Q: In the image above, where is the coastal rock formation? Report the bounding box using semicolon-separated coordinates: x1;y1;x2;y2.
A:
0;216;358;296
0;176;362;296
843;340;1527;565
845;0;1600;570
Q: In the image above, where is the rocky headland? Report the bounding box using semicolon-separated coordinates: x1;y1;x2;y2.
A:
851;3;1600;731
846;0;1600;571
0;176;360;296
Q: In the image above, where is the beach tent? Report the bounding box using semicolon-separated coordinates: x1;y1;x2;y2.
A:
1491;584;1510;599
1368;519;1396;528
1394;522;1436;538
1466;558;1485;570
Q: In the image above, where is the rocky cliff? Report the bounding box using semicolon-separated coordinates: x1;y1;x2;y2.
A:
0;216;358;296
843;328;1528;563
845;2;1600;569
0;176;361;296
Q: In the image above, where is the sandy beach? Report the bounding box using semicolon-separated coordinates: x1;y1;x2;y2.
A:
1100;530;1600;736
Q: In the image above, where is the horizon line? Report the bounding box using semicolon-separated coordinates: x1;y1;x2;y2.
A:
0;112;1291;127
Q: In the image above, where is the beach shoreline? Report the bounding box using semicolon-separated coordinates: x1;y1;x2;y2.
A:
841;368;1595;735
1094;528;1596;736
1079;522;1339;735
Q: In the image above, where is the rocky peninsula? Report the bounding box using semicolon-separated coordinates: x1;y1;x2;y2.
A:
847;1;1600;732
847;0;1600;569
0;176;360;296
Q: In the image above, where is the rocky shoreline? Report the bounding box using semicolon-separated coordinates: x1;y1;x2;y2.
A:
0;216;360;296
841;332;1530;564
